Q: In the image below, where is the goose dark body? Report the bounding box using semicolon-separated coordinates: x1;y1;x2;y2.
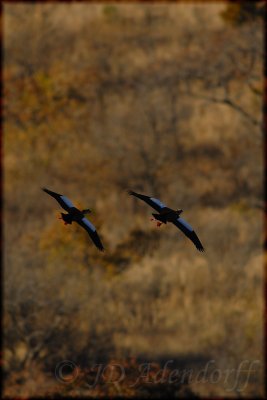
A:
42;188;104;251
128;190;204;252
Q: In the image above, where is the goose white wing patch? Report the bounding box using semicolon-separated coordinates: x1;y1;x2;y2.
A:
60;195;75;208
82;217;96;232
150;197;166;209
178;217;193;232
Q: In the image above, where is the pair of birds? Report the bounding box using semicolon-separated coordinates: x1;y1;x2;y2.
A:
42;188;204;252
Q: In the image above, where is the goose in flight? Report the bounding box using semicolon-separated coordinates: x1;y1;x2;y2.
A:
128;190;204;252
42;188;104;251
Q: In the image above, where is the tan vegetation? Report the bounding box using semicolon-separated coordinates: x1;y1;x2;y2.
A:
3;2;264;398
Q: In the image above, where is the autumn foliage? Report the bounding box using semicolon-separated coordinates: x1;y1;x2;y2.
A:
3;2;264;398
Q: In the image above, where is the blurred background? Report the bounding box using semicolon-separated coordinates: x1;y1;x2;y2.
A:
3;2;264;398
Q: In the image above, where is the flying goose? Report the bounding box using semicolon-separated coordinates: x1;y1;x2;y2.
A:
128;190;204;252
42;188;104;251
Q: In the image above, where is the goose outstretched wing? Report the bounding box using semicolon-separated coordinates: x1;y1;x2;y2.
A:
42;188;75;212
77;217;104;252
172;217;204;252
128;190;172;213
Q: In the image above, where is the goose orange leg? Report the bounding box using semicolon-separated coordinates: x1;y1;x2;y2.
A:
58;216;67;225
150;218;162;227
